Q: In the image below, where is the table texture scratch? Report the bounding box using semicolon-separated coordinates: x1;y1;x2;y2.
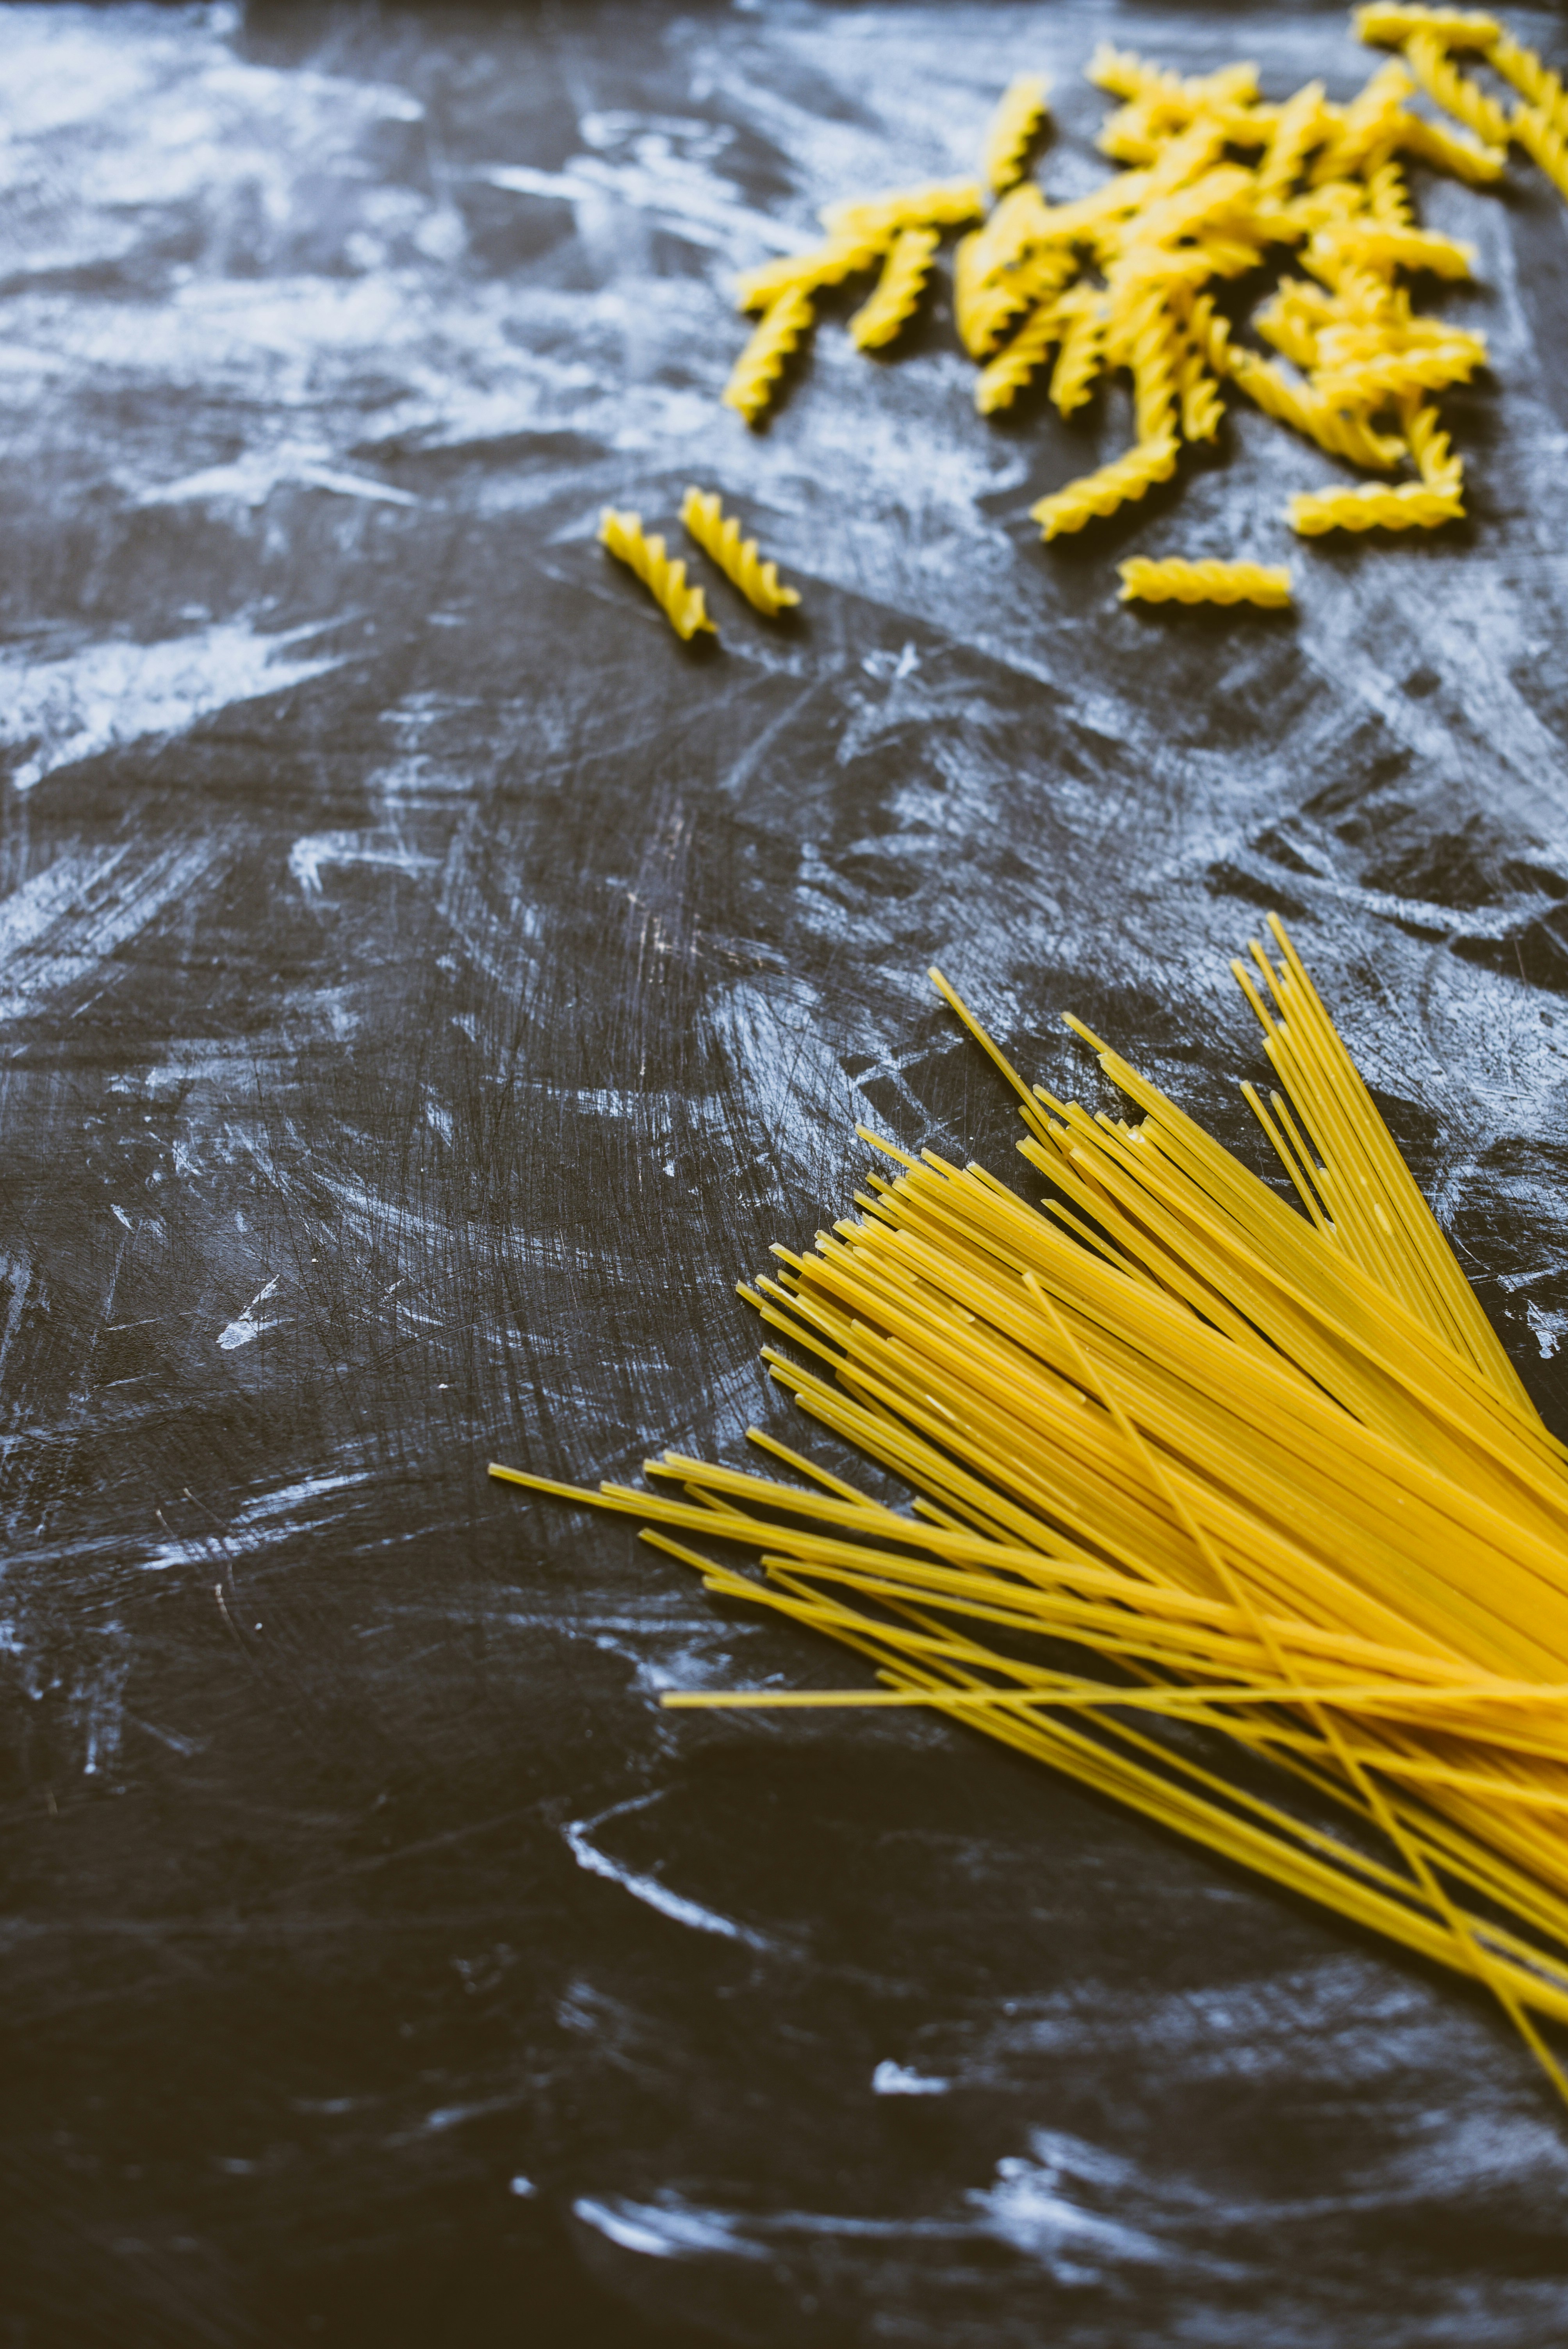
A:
8;2;1568;2342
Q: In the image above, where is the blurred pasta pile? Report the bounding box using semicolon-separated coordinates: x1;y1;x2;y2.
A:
723;3;1568;608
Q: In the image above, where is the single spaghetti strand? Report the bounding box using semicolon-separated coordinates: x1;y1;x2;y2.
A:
679;488;799;615
596;508;715;640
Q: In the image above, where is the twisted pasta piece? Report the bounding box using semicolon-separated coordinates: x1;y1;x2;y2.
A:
1395;111;1507;180
1314;339;1483;406
1404;29;1513;144
953;232;1030;357
1178;345;1226;440
982;74;1051;193
848;226;939;349
1356;3;1501;47
734;235;884;314
1311;59;1415;181
1031;434;1179;539
1226;344;1406;468
1257;79;1332;197
1365;157;1415;224
974;299;1070;413
722;288;813;425
1406;399;1465;492
1288;479;1463;532
821;178;983;241
1117;556;1292;605
1254;284;1326;368
1126;296;1182;442
1489;32;1566;125
1513;103;1568;204
1310;219;1475;278
598;509;715;639
1048;298;1108;415
680;488;799;616
976;182;1057;271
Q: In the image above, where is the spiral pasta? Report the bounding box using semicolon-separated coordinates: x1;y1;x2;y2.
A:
1288;479;1464;532
1489;31;1567;126
1117;556;1293;605
1356;4;1501;47
1031;434;1179;540
597;509;715;640
1396;111;1507;180
1257;79;1333;197
848;226;940;350
1048;297;1108;416
820;178;984;242
1177;345;1226;440
974;299;1071;412
1513;103;1568;204
1406;399;1465;491
722;288;813;426
733;235;884;315
679;488;799;616
982;74;1051;194
1403;31;1514;142
952;231;1030;357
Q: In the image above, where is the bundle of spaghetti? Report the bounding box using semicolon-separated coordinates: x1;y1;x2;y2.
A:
848;226;939;350
973;298;1072;413
733;234;885;314
1117;556;1292;604
820;177;984;242
1404;27;1515;143
982;74;1051;194
1046;297;1107;416
1289;477;1464;531
596;509;715;639
722;288;813;425
679;488;798;615
1030;433;1178;539
492;918;1568;2092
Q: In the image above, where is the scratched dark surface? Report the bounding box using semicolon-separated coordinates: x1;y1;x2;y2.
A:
12;1;1568;2342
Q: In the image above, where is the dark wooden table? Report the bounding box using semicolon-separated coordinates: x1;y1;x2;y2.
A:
7;3;1568;2341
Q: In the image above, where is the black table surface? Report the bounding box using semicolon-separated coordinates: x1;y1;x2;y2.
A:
9;3;1568;2342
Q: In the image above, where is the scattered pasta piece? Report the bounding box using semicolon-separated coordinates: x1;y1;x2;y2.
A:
597;508;715;639
680;487;800;615
722;287;813;425
1356;4;1502;48
1289;479;1464;531
1404;28;1513;143
1032;434;1178;539
848;226;941;350
733;235;884;314
821;178;984;241
1048;296;1107;416
974;298;1069;413
982;74;1051;194
1118;556;1292;605
1512;103;1568;202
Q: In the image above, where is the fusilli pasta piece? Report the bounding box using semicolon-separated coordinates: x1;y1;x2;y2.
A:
1178;346;1226;440
1311;60;1414;181
1117;556;1292;605
1257;79;1333;197
1226;344;1406;468
973;299;1070;413
1048;298;1108;415
1403;29;1513;144
953;231;1029;358
848;226;940;349
598;509;716;640
1488;32;1566;125
1394;111;1507;180
1288;479;1463;532
680;488;800;616
734;236;884;314
982;74;1051;193
1356;4;1501;48
820;179;983;241
1125;294;1182;442
722;289;814;425
1406;399;1465;491
1365;158;1415;224
1310;219;1475;279
1314;341;1482;406
1031;434;1179;539
1513;103;1568;204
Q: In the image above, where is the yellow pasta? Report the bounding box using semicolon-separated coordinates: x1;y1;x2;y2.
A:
820;178;984;242
1118;556;1292;605
1406;398;1465;490
982;73;1051;193
1356;3;1502;46
679;488;799;616
597;508;715;640
1289;478;1464;531
1313;339;1484;406
1310;219;1476;280
1177;344;1226;440
1226;345;1406;470
722;287;813;425
733;235;884;314
1031;434;1179;539
952;230;1030;357
848;226;939;350
1403;30;1515;143
973;299;1070;413
1488;31;1566;123
1395;110;1507;179
1513;102;1568;204
492;920;1568;2099
1256;79;1333;197
1047;296;1107;415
